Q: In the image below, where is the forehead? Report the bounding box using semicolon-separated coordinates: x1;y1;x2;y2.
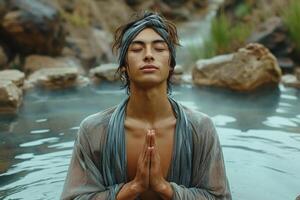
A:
131;28;165;43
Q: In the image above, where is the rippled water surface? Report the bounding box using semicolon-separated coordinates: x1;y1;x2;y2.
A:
0;83;300;200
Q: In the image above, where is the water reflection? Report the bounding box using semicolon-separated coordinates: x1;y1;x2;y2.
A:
0;83;300;200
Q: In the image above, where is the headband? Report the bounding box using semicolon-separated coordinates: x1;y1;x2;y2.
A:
118;13;176;68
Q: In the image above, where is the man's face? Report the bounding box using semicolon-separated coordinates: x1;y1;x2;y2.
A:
124;28;171;89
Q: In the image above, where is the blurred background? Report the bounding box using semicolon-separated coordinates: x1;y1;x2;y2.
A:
0;0;299;199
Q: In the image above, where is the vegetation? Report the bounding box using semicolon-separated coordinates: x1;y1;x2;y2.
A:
189;11;252;61
282;0;300;53
60;11;90;27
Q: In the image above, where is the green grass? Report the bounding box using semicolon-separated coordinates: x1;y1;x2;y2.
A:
282;0;300;53
188;12;252;61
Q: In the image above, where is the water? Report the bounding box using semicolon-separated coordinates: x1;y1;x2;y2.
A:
0;82;299;200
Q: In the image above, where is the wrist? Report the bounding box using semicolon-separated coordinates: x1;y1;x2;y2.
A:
154;180;173;200
116;181;142;200
129;179;146;194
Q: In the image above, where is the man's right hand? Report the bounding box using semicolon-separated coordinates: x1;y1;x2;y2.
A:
132;129;153;192
116;130;152;200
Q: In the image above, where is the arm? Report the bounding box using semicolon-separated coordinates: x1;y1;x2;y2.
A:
169;117;231;200
60;123;123;200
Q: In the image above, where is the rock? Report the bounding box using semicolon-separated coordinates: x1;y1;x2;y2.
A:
171;65;184;84
0;0;7;19
63;27;114;69
0;45;8;67
0;80;22;114
125;0;145;6
281;74;300;89
174;65;184;74
24;55;84;75
295;68;300;81
89;63;119;82
192;43;282;91
277;57;295;73
248;17;295;66
62;0;132;32
127;0;208;21
0;70;25;87
1;0;65;55
24;67;89;89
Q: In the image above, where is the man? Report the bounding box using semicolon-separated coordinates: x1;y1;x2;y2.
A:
61;12;231;200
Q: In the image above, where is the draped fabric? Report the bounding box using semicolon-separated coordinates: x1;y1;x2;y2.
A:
118;13;176;68
102;97;193;194
61;98;232;200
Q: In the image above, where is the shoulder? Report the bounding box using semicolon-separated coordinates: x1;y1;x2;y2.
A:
74;106;117;151
80;106;117;131
182;106;218;143
183;106;215;130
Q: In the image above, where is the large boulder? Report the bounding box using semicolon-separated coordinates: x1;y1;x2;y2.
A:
192;43;282;91
0;69;25;87
53;0;132;32
24;55;84;75
0;45;8;68
89;63;119;82
0;0;65;56
63;28;114;69
248;17;295;72
296;68;300;81
24;67;89;90
171;65;184;84
0;80;22;114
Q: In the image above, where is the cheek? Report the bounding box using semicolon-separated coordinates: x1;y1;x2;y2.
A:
125;54;134;68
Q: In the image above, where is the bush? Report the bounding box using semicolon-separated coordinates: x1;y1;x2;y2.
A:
282;0;300;53
188;12;252;61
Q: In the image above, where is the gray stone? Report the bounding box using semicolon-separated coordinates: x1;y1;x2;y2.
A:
89;63;119;82
281;74;300;89
295;68;300;81
24;55;84;75
24;67;88;89
0;70;25;87
1;0;65;55
0;80;22;114
171;65;185;84
63;28;114;69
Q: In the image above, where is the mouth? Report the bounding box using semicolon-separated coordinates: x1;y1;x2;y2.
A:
140;65;159;72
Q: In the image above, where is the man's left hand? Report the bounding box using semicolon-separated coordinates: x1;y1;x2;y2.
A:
148;130;173;200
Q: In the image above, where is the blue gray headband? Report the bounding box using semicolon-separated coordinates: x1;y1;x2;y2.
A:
118;13;176;68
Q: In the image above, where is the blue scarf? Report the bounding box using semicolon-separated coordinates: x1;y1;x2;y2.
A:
102;97;193;199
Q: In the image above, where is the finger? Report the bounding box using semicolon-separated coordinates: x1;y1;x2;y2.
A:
151;129;156;147
142;130;151;161
146;146;154;167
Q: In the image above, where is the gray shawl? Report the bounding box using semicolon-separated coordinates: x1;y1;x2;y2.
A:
102;97;193;198
61;98;231;200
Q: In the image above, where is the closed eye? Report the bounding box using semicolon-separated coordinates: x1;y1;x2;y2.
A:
155;47;166;52
130;48;143;52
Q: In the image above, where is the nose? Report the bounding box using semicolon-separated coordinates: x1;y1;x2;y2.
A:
143;46;154;62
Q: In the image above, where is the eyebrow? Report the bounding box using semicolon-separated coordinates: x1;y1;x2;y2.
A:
130;39;167;46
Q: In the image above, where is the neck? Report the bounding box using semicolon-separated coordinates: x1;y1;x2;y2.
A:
126;84;174;124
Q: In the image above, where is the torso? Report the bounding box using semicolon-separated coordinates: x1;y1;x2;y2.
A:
125;116;176;200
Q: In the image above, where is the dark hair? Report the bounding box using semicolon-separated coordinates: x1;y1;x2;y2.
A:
112;11;180;94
